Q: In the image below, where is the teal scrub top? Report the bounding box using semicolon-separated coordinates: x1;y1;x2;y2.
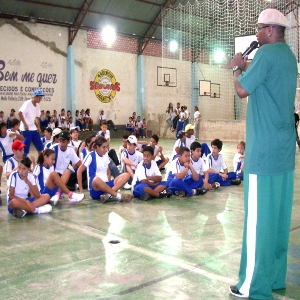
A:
239;42;297;175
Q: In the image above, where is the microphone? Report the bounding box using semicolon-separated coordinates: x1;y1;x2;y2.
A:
242;41;259;58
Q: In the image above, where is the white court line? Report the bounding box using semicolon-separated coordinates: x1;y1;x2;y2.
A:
54;218;295;300
55;219;234;283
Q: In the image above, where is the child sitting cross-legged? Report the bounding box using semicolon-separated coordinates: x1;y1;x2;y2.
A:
132;146;172;201
166;146;208;197
206;139;241;186
33;149;84;205
190;141;220;190
233;141;245;181
7;156;52;218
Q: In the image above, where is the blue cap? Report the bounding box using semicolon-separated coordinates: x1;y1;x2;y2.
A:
33;89;45;97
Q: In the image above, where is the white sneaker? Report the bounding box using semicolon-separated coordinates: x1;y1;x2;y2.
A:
123;183;132;190
50;194;59;206
69;192;84;204
37;204;52;214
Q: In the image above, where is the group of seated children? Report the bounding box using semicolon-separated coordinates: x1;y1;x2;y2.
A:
1;120;245;218
125;112;147;138
40;108;94;132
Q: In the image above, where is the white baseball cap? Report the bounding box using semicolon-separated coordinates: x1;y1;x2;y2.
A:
127;135;137;145
258;9;290;29
52;128;62;137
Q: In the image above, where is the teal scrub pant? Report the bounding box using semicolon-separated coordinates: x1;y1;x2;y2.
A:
237;171;294;300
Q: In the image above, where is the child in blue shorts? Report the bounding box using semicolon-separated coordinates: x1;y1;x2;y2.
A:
77;136;132;203
206;139;241;186
7;156;52;218
33;148;84;205
166;146;208;197
132;146;172;201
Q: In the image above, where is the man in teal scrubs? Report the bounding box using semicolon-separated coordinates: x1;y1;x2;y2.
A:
230;9;297;299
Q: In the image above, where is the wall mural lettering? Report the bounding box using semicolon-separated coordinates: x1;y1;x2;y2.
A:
0;59;57;102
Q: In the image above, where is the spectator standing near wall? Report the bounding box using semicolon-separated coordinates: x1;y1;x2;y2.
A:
18;89;44;156
193;106;201;140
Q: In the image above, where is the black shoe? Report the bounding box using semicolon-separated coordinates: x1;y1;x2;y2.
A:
175;190;186;197
231;179;241;185
229;285;247;298
159;190;172;198
114;128;118;131
140;193;150;201
195;188;208;195
159;167;166;172
13;209;27;218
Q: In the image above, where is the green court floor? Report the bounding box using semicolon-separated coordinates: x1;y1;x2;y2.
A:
0;139;299;299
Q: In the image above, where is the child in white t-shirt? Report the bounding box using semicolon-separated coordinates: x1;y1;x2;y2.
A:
233;141;245;180
166;146;208;197
121;135;143;186
132;146;172;201
206;139;241;186
33;148;84;205
7;156;52;218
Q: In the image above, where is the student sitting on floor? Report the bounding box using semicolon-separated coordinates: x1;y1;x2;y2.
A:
8;118;24;141
50;131;82;204
7;156;52;218
126;117;136;133
69;127;82;156
131;132;147;152
5;140;27;181
41;127;52;147
190;141;220;190
76;135;132;203
132;146;172;201
96;121;120;169
121;135;143;189
166;146;208;197
0;122;23;163
233;141;245;181
79;134;96;161
184;123;211;158
206;138;241;186
149;134;169;171
171;130;186;160
33;149;84;205
45;128;61;149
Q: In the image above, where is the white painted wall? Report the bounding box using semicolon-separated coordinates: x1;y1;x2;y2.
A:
0;20;67;114
0;18;251;140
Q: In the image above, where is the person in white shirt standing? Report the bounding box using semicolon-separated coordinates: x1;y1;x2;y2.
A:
193;106;201;140
18;89;44;156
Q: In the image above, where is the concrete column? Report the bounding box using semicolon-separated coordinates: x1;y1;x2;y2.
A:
137;55;145;118
191;62;198;110
67;45;75;118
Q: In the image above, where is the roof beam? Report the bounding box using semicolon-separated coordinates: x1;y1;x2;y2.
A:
135;0;163;6
138;0;178;54
69;0;95;45
17;0;156;26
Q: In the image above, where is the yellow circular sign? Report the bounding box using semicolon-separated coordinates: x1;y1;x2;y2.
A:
90;69;120;103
